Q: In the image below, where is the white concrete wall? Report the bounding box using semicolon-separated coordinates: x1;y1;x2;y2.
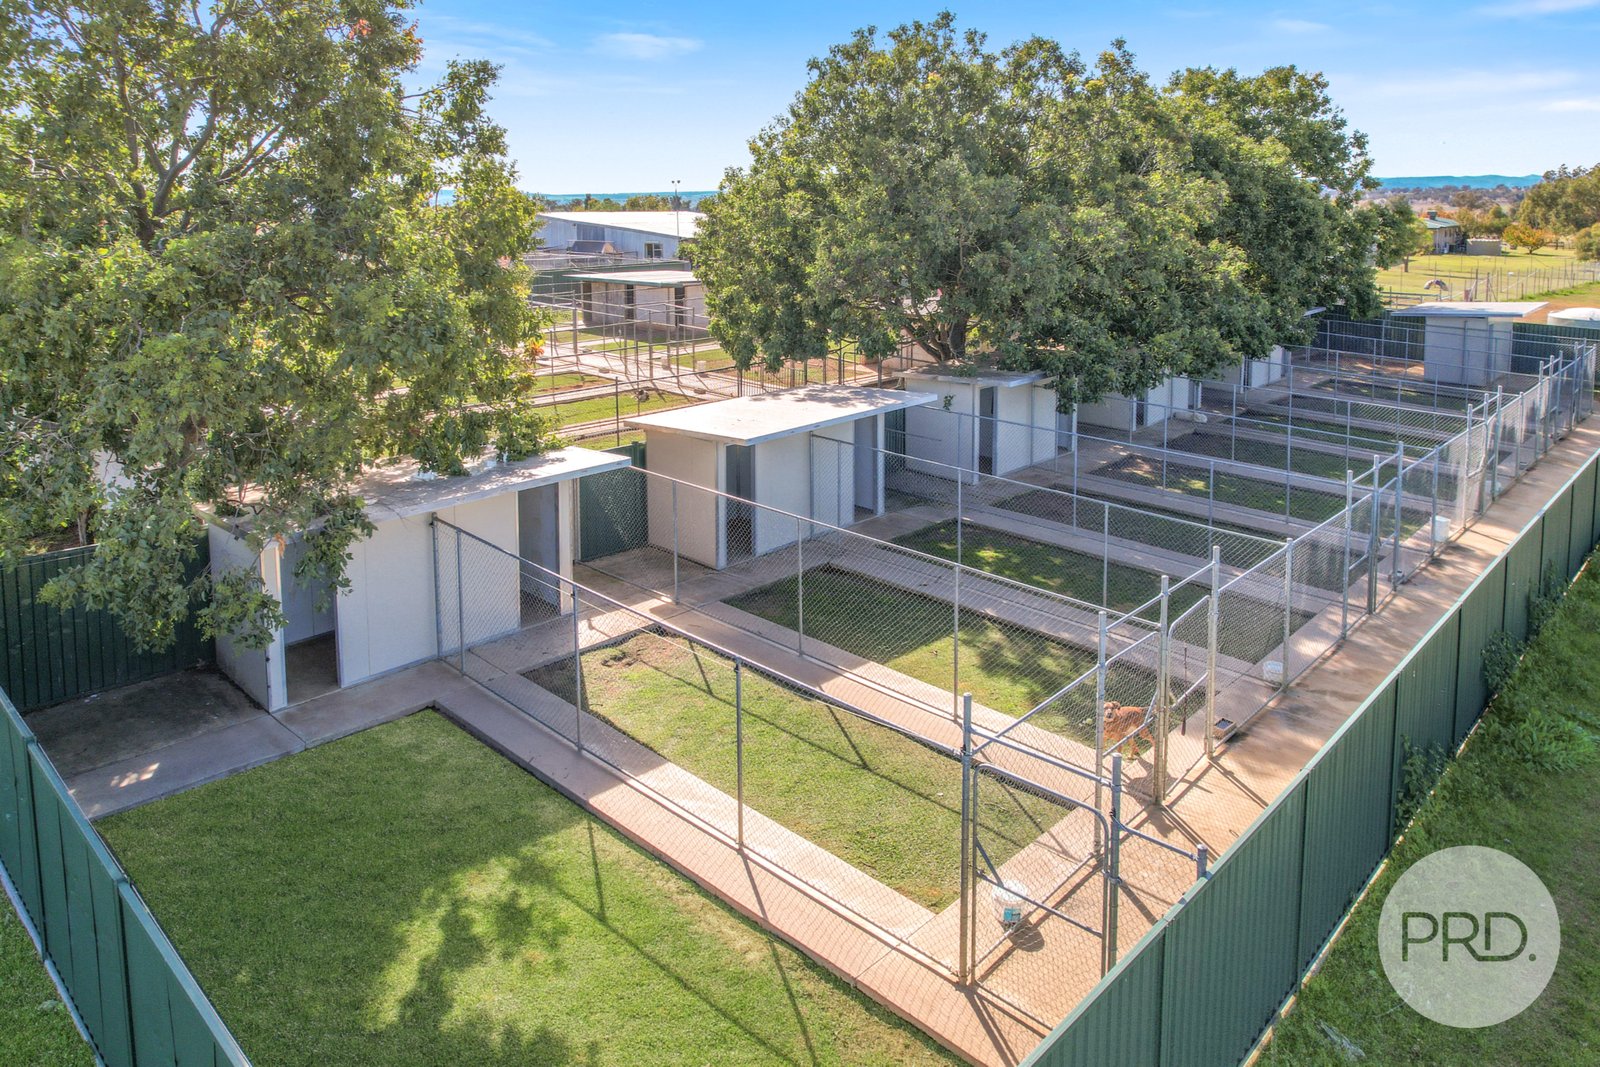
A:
810;423;855;529
645;431;723;567
208;525;285;711
991;385;1056;477
751;434;809;555
1423;319;1511;385
1074;393;1135;434
1223;346;1288;388
280;539;335;645
853;416;883;513
337;512;437;687
905;383;978;482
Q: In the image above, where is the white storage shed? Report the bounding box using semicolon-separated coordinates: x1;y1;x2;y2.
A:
625;385;937;568
1072;376;1194;436
1392;301;1547;386
208;446;632;712
899;369;1060;482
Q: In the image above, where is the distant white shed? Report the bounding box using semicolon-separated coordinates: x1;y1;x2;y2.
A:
625;385;937;567
208;446;631;712
899;368;1060;482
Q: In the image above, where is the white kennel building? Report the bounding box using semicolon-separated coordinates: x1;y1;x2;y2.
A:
900;368;1060;482
207;446;632;712
1071;375;1194;435
625;385;937;569
1392;301;1547;386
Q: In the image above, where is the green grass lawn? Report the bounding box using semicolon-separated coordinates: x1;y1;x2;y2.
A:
1376;246;1580;298
99;712;956;1067
1235;409;1447;453
528;634;1062;909
1170;430;1363;481
0;893;91;1067
1095;453;1347;524
1303;376;1477;413
894;521;1311;663
538;387;693;430
727;566;1100;734
531;371;608;394
1261;559;1600;1066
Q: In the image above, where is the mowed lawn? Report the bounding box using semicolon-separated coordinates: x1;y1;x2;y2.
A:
893;521;1311;663
727;566;1098;727
1262;561;1600;1066
1095;453;1347;523
98;712;956;1067
0;894;92;1067
528;634;1063;909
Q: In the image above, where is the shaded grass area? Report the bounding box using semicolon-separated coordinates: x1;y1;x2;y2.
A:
1171;430;1370;481
529;634;1063;909
1234;409;1447;452
0;892;92;1067
728;566;1099;733
1303;376;1477;412
893;521;1312;663
1095;453;1346;523
1262;560;1600;1066
100;712;956;1067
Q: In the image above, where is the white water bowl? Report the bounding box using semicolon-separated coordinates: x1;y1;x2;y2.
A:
1432;516;1453;542
1263;660;1285;685
992;879;1028;926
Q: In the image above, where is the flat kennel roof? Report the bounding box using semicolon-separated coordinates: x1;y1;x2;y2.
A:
355;446;631;522
564;269;699;287
1392;301;1548;319
901;367;1051;388
626;385;938;446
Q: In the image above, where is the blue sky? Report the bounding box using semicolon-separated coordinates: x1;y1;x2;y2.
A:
410;1;1600;192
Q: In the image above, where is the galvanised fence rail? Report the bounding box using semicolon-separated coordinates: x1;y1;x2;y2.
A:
1022;447;1600;1067
0;688;250;1066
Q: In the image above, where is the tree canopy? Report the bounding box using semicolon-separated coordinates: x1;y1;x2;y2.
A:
1370;197;1430;270
0;0;549;648
692;14;1382;401
1518;165;1600;236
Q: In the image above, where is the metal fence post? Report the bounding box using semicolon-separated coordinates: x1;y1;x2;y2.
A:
956;477;964;566
571;602;584;754
958;692;974;984
1153;576;1171;803
952;558;961;720
1094;609;1108;834
1368;457;1382;614
1208;459;1216;527
1282;538;1294;689
1105;753;1123;972
1342;472;1354;638
1391;444;1405;585
671;481;680;603
455;529;466;674
796;516;805;656
1206;548;1219;759
1102;507;1110;607
1490;386;1503;500
1197;843;1209;880
735;658;744;848
1429;444;1441;557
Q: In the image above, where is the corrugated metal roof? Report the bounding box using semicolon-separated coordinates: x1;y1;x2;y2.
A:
538;211;703;240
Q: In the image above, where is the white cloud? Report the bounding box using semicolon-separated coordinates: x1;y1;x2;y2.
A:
1474;0;1600;16
1543;97;1600;111
595;32;704;61
1271;17;1331;32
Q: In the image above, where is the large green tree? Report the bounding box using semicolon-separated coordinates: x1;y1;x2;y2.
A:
0;1;549;647
692;14;1382;401
1371;196;1430;271
1518;164;1600;235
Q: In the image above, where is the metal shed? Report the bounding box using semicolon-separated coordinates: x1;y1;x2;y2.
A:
207;446;631;711
1392;301;1547;385
625;385;937;568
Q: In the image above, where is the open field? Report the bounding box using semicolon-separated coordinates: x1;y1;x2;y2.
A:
528;633;1060;909
893;521;1311;662
99;712;956;1067
0;893;91;1067
1261;557;1600;1066
1375;246;1582;300
728;566;1098;729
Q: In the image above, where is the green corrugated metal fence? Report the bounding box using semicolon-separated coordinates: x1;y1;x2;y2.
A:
577;442;649;562
0;688;249;1066
0;542;214;712
1027;450;1600;1067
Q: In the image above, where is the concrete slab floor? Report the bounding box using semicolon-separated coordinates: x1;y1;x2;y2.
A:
25;668;261;778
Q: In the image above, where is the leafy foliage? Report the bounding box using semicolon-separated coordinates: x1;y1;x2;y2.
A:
1501;221;1555;253
0;1;550;647
1517;163;1600;235
1371;196;1431;270
1576;223;1600;263
693;14;1383;401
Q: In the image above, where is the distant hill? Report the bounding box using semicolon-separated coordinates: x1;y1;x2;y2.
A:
1375;174;1542;190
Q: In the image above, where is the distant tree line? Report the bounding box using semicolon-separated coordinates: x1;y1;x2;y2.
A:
544;193;695;212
